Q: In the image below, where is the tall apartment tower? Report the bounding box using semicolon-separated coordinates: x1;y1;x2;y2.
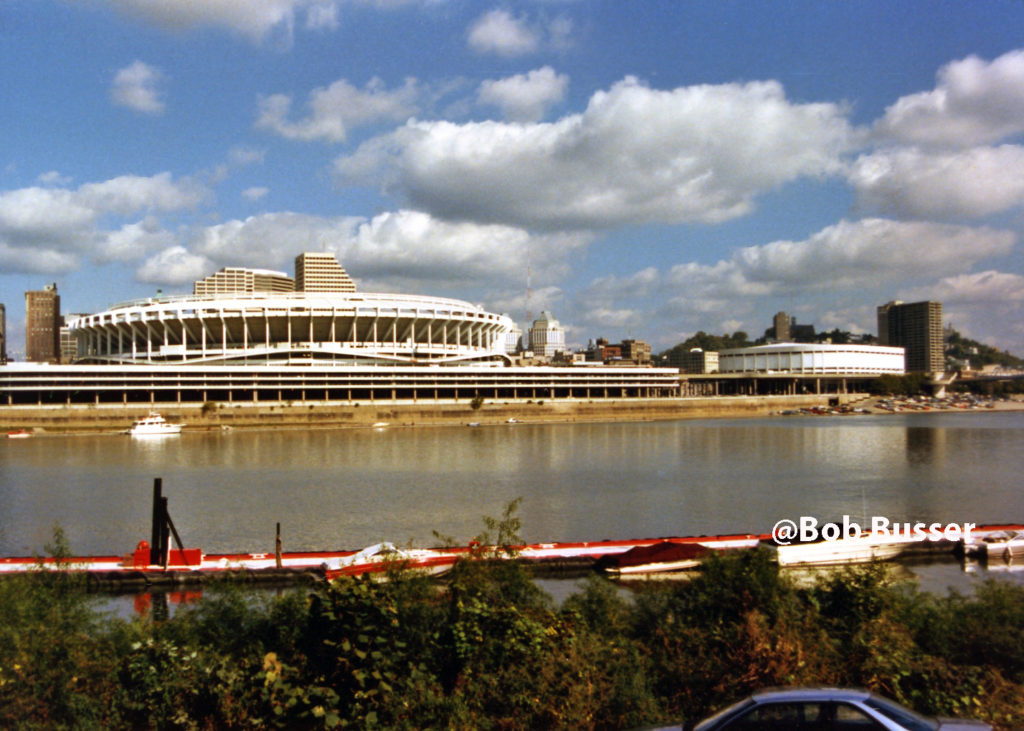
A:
294;252;356;292
877;300;944;373
25;283;61;363
0;302;6;363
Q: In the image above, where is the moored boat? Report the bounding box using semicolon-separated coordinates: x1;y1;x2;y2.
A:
764;531;922;567
962;529;1024;563
129;412;183;436
597;541;710;575
6;429;32;439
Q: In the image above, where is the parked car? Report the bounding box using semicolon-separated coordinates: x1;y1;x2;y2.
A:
692;687;991;731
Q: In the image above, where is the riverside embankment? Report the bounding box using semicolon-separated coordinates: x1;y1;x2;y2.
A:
0;394;856;434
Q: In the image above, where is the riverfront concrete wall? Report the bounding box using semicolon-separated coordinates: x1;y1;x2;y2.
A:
0;394;857;434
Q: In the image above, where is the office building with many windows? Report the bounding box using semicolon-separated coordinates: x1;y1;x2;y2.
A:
877;300;944;373
25;283;61;363
295;253;356;292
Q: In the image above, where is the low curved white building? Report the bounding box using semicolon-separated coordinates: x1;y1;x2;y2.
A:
70;291;516;366
718;343;905;375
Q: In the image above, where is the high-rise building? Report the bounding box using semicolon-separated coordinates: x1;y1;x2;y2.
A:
773;311;791;341
25;283;61;363
294;252;356;292
527;311;566;358
0;302;6;364
877;300;944;373
194;267;294;295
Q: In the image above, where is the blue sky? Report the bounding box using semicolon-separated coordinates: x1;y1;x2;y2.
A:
3;1;1024;359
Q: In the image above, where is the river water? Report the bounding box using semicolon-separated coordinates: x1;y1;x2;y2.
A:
2;412;1023;592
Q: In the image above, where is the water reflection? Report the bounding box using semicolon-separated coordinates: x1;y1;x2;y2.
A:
1;413;1021;559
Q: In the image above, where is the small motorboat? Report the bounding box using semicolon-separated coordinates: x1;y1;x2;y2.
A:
129;412;183;437
764;531;919;567
597;541;710;575
962;529;1024;563
6;430;32;439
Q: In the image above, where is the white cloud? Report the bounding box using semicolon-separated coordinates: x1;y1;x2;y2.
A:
305;0;338;31
336;77;852;229
135;246;213;285
477;67;568;122
110;60;166;114
105;0;302;44
37;171;72;186
927;270;1024;304
0;173;208;274
77;173;208;214
134;209;589;302
467;10;539;57
725;218;1014;292
242;187;269;201
228;146;266;166
0;242;80;274
98;218;177;262
256;77;419;142
876;49;1024;147
850;145;1024;219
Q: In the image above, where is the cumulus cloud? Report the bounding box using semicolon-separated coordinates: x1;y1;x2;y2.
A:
850;145;1024;219
477;67;568;122
134;209;588;301
336;77;852;229
242;187;269;201
98;218;177;262
566;219;1019;350
0;173;208;274
722;218;1014;292
927;270;1024;304
467;10;539;57
37;171;72;186
876;49;1024;147
103;0;326;45
256;77;419;142
111;60;166;114
135;246;213;285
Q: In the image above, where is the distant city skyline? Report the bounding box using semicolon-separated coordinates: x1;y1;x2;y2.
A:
2;2;1024;360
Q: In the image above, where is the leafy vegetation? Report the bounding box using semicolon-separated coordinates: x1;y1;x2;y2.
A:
3;520;1024;729
946;328;1023;370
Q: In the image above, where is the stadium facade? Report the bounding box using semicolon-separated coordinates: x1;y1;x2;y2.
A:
1;255;682;406
70;291;517;366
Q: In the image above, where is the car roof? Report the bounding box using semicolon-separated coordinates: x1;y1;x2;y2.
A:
750;687;872;703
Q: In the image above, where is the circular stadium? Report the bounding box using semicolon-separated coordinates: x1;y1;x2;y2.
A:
70;291;517;366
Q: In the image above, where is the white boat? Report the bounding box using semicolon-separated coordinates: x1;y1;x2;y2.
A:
765;532;919;567
129;412;182;436
962;529;1024;563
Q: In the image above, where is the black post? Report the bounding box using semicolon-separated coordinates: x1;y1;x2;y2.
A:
150;478;163;565
275;522;282;569
160;497;170;568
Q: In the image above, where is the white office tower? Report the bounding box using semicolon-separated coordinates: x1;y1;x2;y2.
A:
295;252;356;292
503;324;523;355
528;311;566;359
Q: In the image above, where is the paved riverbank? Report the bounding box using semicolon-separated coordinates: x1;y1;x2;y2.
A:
0;394;853;434
3;393;1021;435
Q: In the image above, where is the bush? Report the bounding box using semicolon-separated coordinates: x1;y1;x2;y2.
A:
5;524;1024;729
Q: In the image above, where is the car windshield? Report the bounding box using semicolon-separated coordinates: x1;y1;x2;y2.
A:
864;696;939;731
693;698;755;731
